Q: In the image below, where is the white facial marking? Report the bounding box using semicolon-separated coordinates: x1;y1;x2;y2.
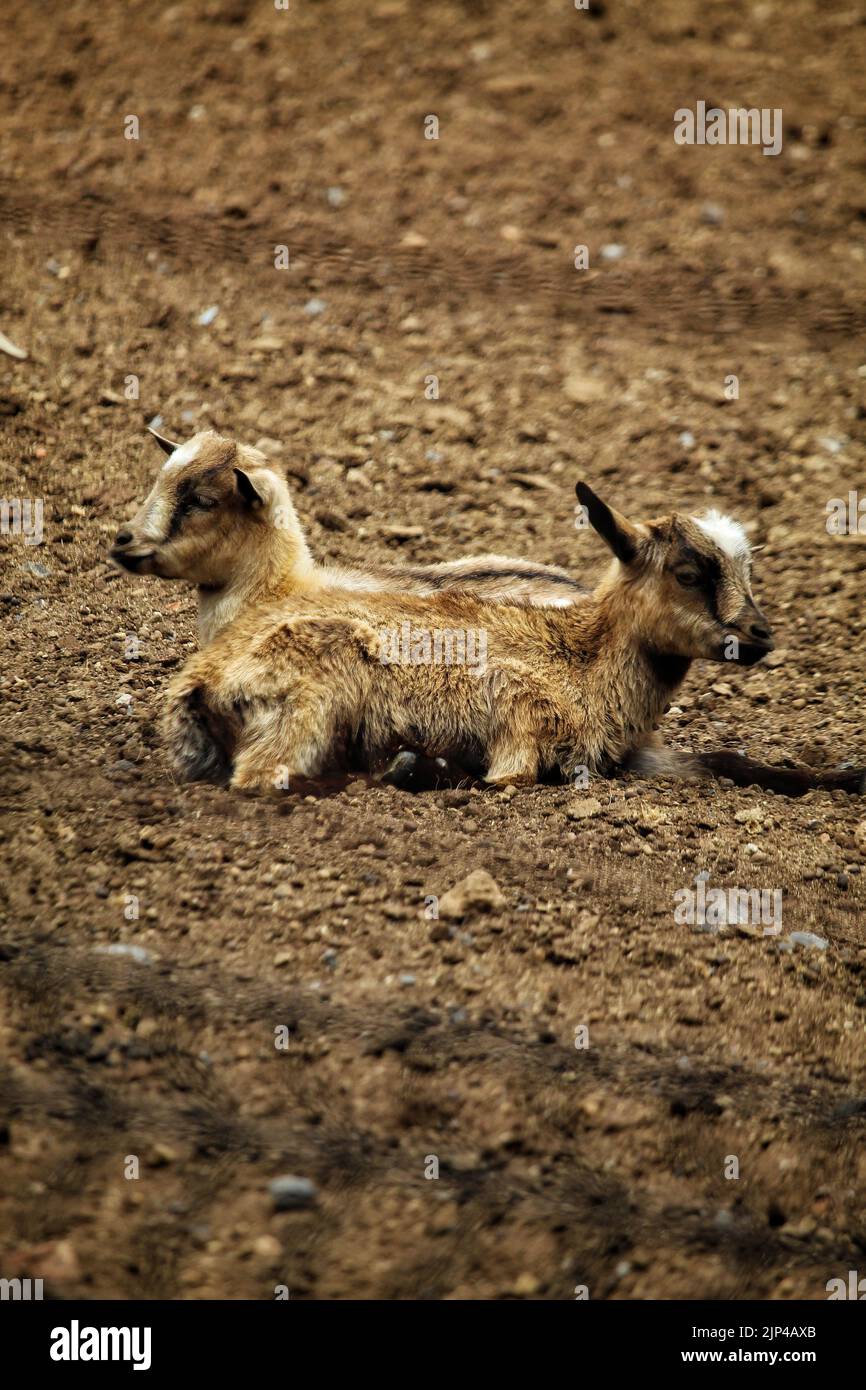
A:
142;493;172;541
162;436;202;472
694;510;750;559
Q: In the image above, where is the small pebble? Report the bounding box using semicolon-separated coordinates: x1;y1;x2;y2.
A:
788;931;828;951
94;943;154;964
269;1176;317;1211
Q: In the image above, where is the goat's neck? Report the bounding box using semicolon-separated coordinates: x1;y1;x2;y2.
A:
196;530;314;645
602;638;691;760
562;591;692;763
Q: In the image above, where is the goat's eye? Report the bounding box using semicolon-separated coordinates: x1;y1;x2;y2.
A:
188;494;216;510
674;568;702;588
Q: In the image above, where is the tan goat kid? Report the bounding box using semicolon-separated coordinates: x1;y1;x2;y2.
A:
111;429;585;646
162;483;866;797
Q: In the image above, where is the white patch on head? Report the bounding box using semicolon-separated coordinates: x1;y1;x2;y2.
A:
162;436;202;472
142;493;173;541
694;510;750;560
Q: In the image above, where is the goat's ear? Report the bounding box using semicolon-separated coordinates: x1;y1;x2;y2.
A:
147;426;180;456
234;467;265;508
576;482;642;564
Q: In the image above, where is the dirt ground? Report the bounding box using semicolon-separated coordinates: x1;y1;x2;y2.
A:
1;0;865;1301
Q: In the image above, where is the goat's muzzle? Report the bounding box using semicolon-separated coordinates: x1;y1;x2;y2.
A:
110;528;156;573
724;603;774;665
735;639;774;667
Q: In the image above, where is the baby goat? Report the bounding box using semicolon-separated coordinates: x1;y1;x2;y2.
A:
111;428;585;646
162;483;866;796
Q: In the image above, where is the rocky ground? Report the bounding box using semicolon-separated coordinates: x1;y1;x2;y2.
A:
1;0;865;1299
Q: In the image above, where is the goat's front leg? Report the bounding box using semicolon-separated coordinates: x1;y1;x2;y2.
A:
483;675;579;787
484;740;539;787
230;697;339;792
163;665;239;785
483;686;542;787
227;615;379;793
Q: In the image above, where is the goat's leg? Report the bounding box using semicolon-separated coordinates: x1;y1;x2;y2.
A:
628;743;866;798
483;676;573;787
230;696;340;792
379;749;479;791
484;730;540;787
226;615;380;791
484;754;539;786
163;669;239;785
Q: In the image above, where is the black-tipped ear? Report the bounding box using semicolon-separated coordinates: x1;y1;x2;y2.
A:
576;481;641;565
234;467;265;508
148;426;180;456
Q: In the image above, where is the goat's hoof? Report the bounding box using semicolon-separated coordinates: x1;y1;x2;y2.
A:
380;750;420;788
380;750;461;791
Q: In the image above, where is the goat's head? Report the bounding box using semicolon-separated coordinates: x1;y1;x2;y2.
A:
577;482;774;666
111;430;301;587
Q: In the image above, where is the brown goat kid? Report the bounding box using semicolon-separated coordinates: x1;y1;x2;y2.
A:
161;484;866;797
111;429;585;646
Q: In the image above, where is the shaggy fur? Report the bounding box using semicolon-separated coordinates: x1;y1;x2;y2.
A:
111;429;586;645
161;483;860;796
115;445;864;798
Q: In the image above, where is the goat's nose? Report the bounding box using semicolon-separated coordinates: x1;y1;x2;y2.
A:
748;618;772;642
114;528;134;548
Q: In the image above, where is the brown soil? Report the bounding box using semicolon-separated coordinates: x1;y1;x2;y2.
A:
1;0;865;1301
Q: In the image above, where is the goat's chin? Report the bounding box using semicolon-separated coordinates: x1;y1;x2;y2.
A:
116;555;187;581
737;643;773;667
111;550;156;576
147;556;192;580
711;641;772;667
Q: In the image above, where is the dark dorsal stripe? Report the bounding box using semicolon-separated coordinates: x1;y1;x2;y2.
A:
402;566;588;592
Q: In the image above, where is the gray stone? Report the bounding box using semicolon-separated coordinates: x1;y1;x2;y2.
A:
788;931;828;951
269;1176;317;1211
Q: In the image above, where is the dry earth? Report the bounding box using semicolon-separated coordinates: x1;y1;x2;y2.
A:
1;0;865;1299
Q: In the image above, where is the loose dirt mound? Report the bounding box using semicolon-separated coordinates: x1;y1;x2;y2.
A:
1;0;864;1299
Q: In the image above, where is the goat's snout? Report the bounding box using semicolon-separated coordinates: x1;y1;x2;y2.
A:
733;601;773;649
729;605;775;666
110;522;156;572
744;601;774;646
